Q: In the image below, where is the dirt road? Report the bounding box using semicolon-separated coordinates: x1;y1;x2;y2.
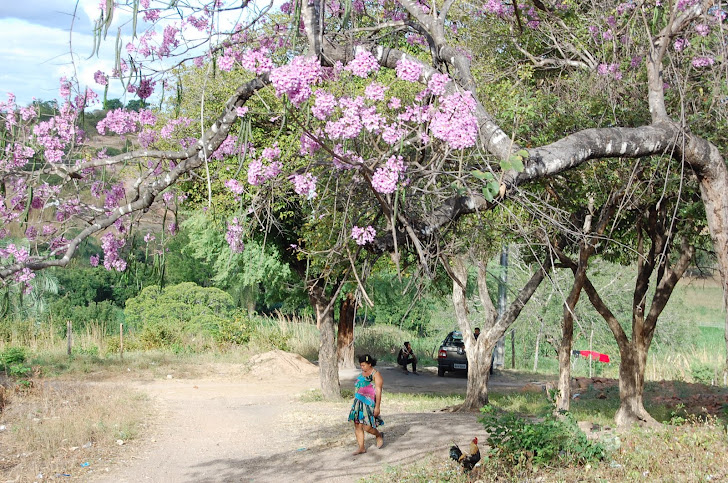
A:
88;357;531;483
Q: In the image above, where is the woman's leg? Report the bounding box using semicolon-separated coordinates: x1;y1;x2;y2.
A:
353;423;366;455
363;424;384;448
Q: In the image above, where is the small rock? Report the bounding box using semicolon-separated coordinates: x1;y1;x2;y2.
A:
0;425;6;432
82;442;92;449
70;446;79;451
167;374;173;379
116;439;124;446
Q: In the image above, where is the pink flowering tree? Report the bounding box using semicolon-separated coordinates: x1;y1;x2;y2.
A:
2;0;728;420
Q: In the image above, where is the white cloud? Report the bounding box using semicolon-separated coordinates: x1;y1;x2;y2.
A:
0;18;127;106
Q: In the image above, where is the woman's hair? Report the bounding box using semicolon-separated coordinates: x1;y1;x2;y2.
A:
358;354;377;366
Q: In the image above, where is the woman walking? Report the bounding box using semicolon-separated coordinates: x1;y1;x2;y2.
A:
348;354;384;455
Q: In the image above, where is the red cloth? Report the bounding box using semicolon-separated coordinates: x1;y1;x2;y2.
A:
579;350;610;363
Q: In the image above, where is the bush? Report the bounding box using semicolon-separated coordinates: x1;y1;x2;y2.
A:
214;314;253;345
124;282;235;331
1;346;27;365
690;363;715;385
479;405;605;470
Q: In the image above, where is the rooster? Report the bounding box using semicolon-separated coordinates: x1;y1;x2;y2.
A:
449;437;481;471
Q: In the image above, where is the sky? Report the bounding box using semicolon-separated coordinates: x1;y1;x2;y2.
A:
0;1;132;106
0;1;277;109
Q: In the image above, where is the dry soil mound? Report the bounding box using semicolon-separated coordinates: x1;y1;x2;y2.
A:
247;349;319;380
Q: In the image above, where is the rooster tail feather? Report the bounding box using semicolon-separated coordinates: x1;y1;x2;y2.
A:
449;445;462;461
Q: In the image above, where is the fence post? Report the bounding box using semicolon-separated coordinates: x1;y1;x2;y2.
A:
66;320;72;356
120;323;124;360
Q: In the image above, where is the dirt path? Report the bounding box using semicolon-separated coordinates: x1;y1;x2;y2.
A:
88;358;537;483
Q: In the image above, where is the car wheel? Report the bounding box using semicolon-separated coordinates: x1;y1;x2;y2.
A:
437;366;445;377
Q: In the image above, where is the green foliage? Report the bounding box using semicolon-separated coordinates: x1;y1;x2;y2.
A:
124;282;236;349
690;363;715;385
214;314;253;345
177;212;304;312
1;346;27;365
366;272;446;335
51;300;123;334
479;406;606;469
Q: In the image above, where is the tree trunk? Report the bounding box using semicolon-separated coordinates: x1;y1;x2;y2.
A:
555;318;574;411
555;251;589;411
615;340;657;427
309;285;341;399
533;318;543;372
337;292;356;369
462;341;494;410
452;255;493;410
693;146;728;385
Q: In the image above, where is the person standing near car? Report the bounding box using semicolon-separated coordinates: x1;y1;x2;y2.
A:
397;341;418;374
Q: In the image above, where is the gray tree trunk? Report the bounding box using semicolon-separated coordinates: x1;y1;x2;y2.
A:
309;285;341;400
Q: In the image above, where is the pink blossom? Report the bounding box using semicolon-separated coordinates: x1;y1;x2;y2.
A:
144;233;156;243
429;91;479;149
158;25;180;58
226;217;245;253
371;155;406;194
673;38;689;52
388;97;402;110
312;90;337;120
236;106;249;117
211;135;243;160
241;49;273;74
695;24;710;36
300;131;322;155
381;123;405;145
160;117;193;139
427;73;450;96
333;144;362;170
138;109;157;125
351;225;376;245
482;0;510;15
97;109;139;136
395;58;422;82
137;79;156;99
219;54;235;71
364;82;386;101
90;254;100;267
261;143;280;160
100;233;127;272
291;173;318;199
225;179;245;196
692;56;715;68
144;9;160;22
269;56;323;107
344;50;380;78
59;76;72;98
138;129;157;148
94;70;108;86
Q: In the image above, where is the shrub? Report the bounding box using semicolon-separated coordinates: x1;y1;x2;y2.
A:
479;405;605;470
214;314;253;345
690;363;715;385
1;346;27;365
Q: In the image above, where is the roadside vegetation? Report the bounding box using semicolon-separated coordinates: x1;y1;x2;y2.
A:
1;222;726;481
1;267;727;481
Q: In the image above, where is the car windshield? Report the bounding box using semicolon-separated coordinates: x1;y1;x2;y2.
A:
452;331;463;341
